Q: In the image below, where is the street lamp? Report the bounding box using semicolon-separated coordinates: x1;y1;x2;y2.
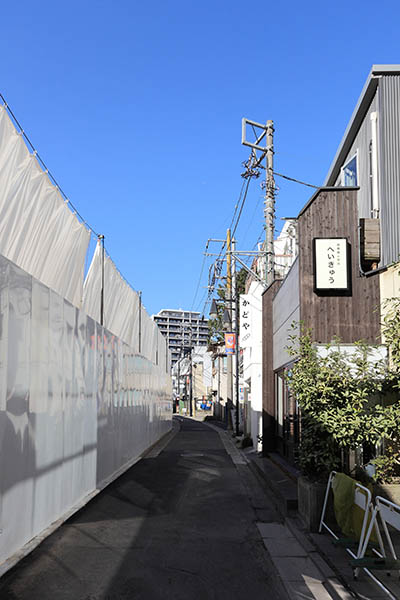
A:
209;299;231;331
209;298;218;319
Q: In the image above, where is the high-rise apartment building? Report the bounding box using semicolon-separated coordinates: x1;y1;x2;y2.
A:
153;309;209;367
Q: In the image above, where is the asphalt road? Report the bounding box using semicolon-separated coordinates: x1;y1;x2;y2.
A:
0;417;288;600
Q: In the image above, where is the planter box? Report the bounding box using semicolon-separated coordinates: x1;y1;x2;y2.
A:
298;476;327;532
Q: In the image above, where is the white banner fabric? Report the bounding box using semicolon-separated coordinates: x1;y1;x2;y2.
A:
239;294;252;348
82;242;140;350
0;106;90;306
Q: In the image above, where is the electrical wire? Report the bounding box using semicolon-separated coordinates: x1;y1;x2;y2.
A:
253;157;319;190
191;249;208;311
202;169;258;314
228;178;247;232
231;175;251;238
273;170;319;189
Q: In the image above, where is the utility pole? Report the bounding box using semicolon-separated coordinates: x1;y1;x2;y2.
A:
177;352;180;414
217;356;221;420
241;117;276;286
226;228;233;429
98;234;105;326
138;291;142;353
189;347;193;417
232;238;240;437
265;120;275;286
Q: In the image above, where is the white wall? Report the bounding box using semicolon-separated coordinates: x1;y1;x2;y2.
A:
379;262;400;347
273;258;300;370
0;255;172;570
241;280;263;450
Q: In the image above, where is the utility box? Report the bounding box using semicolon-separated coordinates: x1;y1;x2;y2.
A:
359;218;380;264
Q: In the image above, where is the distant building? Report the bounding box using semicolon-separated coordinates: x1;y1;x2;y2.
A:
152;309;209;367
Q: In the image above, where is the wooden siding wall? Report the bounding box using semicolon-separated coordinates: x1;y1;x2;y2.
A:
262;280;281;453
298;189;381;344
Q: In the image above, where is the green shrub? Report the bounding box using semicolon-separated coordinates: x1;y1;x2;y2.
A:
285;297;400;482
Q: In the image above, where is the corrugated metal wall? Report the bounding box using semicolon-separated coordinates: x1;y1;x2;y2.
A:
334;93;378;220
333;76;400;268
379;76;400;266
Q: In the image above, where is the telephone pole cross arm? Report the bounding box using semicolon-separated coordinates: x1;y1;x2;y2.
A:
241;117;276;286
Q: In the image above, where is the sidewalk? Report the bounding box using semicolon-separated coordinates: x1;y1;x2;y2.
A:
203;417;400;600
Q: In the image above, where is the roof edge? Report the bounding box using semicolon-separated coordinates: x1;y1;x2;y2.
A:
324;65;400;187
298;186;359;218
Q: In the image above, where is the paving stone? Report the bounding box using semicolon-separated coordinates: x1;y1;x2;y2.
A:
256;521;289;538
284;578;334;599
264;537;308;558
274;556;323;581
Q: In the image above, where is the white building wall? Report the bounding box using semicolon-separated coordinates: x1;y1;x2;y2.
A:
241;280;263;450
273;258;300;371
380;261;400;345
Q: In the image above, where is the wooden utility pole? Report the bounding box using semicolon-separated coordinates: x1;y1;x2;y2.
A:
226;228;232;296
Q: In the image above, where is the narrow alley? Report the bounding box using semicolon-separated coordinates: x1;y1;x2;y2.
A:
0;417;288;600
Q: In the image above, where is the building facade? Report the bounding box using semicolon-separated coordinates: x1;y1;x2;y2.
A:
153;309;209;368
262;65;400;465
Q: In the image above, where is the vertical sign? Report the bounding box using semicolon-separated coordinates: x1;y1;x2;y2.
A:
239;294;252;348
225;333;236;355
313;238;350;293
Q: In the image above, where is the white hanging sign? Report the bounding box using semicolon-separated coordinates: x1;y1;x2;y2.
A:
239;294;252;348
313;238;350;293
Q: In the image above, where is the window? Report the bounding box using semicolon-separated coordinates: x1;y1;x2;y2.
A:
341;153;358;186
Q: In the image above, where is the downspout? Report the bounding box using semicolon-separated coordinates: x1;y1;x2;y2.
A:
370;111;379;218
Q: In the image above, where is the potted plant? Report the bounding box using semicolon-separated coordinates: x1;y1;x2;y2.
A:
285;299;400;531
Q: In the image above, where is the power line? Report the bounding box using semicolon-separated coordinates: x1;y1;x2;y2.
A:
191;249;208;311
273;170;319;189
228;178;247;232
232;175;251;238
195;159;259;316
253;157;319;190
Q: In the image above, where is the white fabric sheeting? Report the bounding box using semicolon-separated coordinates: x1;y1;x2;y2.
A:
82;243;170;369
0;254;172;568
140;303;153;360
0;106;90;306
82;242;140;350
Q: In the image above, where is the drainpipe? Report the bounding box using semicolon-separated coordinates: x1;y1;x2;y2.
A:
370;112;379;219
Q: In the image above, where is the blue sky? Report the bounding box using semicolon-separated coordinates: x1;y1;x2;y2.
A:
1;1;399;316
